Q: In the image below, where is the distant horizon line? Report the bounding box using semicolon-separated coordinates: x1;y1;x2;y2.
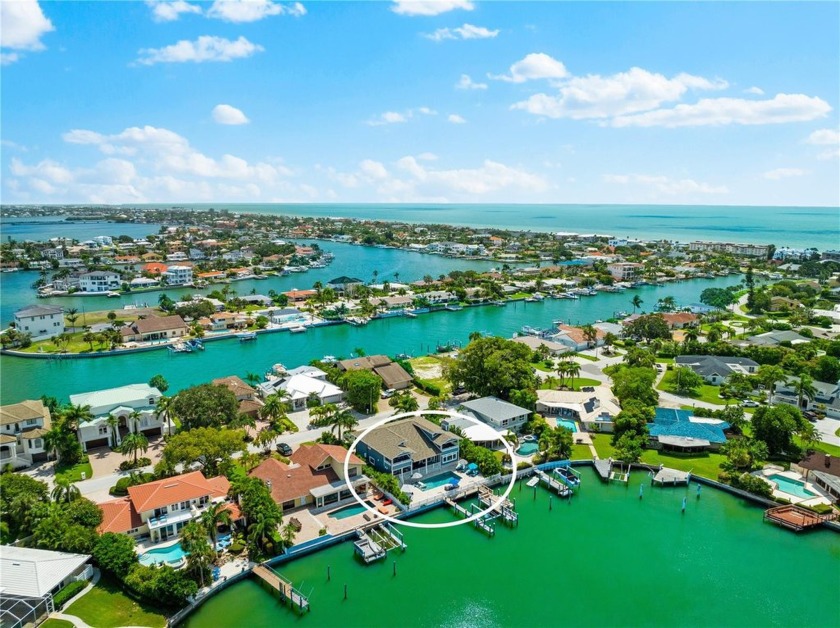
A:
1;202;838;209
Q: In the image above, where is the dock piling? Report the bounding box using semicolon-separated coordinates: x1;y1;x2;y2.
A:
327;565;331;581
344;584;347;600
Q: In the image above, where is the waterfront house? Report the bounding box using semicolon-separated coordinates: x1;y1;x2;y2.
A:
647;407;729;452
552;324;605;352
120;315;187;343
793;453;840;504
336;355;413;391
163;265;193;286
69;383;165;451
283;289;317;303
440;416;505;449
674;355;758;385
607;262;643;281
250;444;368;511
142;262;168;276
269;307;304;324
97;471;231;543
0;546;93;627
212;376;264;418
326;276;364;295
511;335;569;356
356;416;460;479
273;373;344;411
459;396;531;432
659;312;699;329
78;271;120;293
773;377;840;418
536;387;621;433
0;399;52;469
13;305;65;340
739;330;812;347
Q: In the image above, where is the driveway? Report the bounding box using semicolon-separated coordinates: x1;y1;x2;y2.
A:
814;417;840;447
86;435;165;477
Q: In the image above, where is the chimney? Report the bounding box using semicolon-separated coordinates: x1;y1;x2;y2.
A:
826;454;831;468
265;479;272;489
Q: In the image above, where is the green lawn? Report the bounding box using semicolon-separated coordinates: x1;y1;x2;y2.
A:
55;459;93;482
572;353;599;362
835;426;840;438
41;620;75;628
590;434;617;459
656;371;739;405
539;377;602;391
640;449;726;480
533;361;555;373
64;578;167;628
570;443;593;460
655;357;675;364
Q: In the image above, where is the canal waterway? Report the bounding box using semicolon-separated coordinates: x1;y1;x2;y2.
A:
0;273;739;404
184;468;840;628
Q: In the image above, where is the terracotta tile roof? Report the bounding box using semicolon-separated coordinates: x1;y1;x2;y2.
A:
223;501;243;521
556;324;605;344
98;497;143;534
212;376;256;398
292;443;362;469
127;471;227;514
239;399;264;416
661;312;699;326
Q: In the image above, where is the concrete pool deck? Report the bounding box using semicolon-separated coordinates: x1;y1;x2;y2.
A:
755;468;832;507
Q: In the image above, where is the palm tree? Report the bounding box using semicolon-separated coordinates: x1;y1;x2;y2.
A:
756;365;786;405
200;501;233;552
155;395;175;434
795;374;818;409
262;392;293;431
555;361;571;387
106;415;120;448
247;514;280;556
243;372;262;387
51;477;80;503
330;409;358;442
181;521;213;588
120;432;149;465
630;295;643;313
566;361;581;388
280;522;297;549
581;324;599;357
82;331;96;351
66;308;79;332
683;327;700;346
62;404;94;431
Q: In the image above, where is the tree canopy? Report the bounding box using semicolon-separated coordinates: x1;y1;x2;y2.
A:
170;384;240;430
445;336;536;400
623;314;672;343
700;287;736;310
159;427;246;477
751;405;808;456
609;366;659;407
339;369;383;414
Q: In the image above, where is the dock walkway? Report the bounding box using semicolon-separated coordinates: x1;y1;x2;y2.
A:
477;486;519;526
253;565;310;611
593;459;611;481
651;466;691;486
764;505;837;532
445;497;496;536
534;469;572;497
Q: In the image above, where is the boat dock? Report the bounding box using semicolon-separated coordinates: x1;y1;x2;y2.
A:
593;459;611;481
353;529;386;563
445;498;496;537
252;565;310;612
764;505;837;532
477;486;519;526
553;466;581;491
358;522;406;554
534;469;572;497
651;466;692;486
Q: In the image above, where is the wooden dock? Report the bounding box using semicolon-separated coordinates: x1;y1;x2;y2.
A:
253;565;310;612
593;459;611;482
477;486;519;526
354;529;386;563
651;467;691;486
445;498;496;536
534;469;572;497
764;505;837;532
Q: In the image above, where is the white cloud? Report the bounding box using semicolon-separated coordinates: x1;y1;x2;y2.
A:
359;159;389;180
512;68;728;120
489;53;567;83
744;86;764;95
610;93;831;128
448;114;466;124
136;35;263;65
145;0;202;22
10;158;73;184
391;0;473;16
425;23;498;42
603;173;728;195
455;74;487;90
207;0;305;22
805;128;839;145
417;152;438;161
762;168;807;180
0;0;54;64
212;104;250;125
366;107;436;126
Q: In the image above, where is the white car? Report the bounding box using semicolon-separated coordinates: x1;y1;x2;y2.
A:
741;400;760;407
381;389;396;399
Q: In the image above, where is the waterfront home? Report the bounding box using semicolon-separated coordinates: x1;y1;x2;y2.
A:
376;295;413;310
551;324;606;352
440;416;505;449
459;396;531;432
337;355;413;391
283;289;317;303
120;314;187;343
250;444;368;511
356;416;460;479
142;262;168;276
536;387;621;433
163;265;193;286
647;407;729;452
593;321;624;338
269;307;304;324
423;289;458;304
793;453;840;503
129;277;159;289
660;312;699;329
98;471;231;543
0;399;52;468
0;546;93;627
326;276;364;295
269;371;344;411
13;304;65;340
738;330;812;347
69;383;165;451
674;355;759;385
607;262;643;281
511;335;569;356
212;375;264;418
78;271;120;293
773;377;840;418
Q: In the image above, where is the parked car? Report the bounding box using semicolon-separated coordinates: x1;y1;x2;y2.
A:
277;442;293;456
381;389;396;399
803;410;819;422
741;400;760;408
452;385;467;395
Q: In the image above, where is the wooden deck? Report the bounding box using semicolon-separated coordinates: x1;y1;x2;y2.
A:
764;505;836;532
253;565;310;611
593;459;611;481
652;467;691;486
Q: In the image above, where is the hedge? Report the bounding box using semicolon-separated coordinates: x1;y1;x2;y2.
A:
53;580;87;609
414;378;443;397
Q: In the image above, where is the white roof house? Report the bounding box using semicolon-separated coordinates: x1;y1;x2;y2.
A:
69;383;160;418
0;546;90;598
279;375;344;410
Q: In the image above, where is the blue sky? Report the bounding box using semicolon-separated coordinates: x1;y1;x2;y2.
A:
1;0;838;206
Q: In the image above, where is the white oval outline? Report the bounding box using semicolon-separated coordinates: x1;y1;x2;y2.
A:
343;409;518;529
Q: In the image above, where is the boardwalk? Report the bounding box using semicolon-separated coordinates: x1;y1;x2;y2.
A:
445;498;496;536
253;565;310;611
477;486;519;526
764;505;837;532
534;469;572;497
593;459;611;481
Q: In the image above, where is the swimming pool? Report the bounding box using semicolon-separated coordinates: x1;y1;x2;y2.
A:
768;474;816;499
139;541;188;566
516;442;539;456
556;419;578;432
420;472;461;491
328;501;375;519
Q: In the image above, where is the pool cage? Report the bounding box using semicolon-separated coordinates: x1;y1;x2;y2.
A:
0;593;53;628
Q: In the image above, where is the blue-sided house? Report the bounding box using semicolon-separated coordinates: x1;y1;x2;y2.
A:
647;407;729;453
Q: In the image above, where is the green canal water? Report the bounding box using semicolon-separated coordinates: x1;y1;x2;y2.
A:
185;470;840;628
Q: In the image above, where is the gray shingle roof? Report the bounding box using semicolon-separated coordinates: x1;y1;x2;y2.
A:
460;396;530;422
675;355;758;378
361;417;458;460
14;305;64;318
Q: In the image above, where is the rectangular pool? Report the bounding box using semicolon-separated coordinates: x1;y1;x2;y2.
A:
556;418;578;433
328;501;375;520
768;474;815;499
420;471;461;491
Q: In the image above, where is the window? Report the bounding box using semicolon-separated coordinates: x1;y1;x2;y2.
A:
98;426;108;435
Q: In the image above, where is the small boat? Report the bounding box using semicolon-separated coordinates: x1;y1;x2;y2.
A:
526;476;540;487
404;311;417;318
321;355;337;364
237;331;257;341
186;338;205;351
168;341;192;353
106;291;121;298
444;305;463;311
290;325;307;333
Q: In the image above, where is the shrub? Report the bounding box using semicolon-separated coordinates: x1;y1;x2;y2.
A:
53;580;87;609
118;457;151;471
516;461;533;471
318;528;328;537
109;473;154;496
414;378;442;397
229;541;245;554
804;503;834;515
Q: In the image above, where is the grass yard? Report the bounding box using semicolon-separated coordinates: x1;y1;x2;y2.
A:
655;356;675;364
539;377;603;391
640;449;726;480
656;371;739;405
56;459;93;482
570;443;593;460
41;620;75;628
590;434;617;459
572;352;599;362
64;577;167;628
408;355;451;394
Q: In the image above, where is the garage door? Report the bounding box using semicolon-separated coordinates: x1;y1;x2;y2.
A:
85;438;109;449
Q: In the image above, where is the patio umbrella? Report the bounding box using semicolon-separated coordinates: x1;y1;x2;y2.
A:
411;472;423;481
467;463;478;471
